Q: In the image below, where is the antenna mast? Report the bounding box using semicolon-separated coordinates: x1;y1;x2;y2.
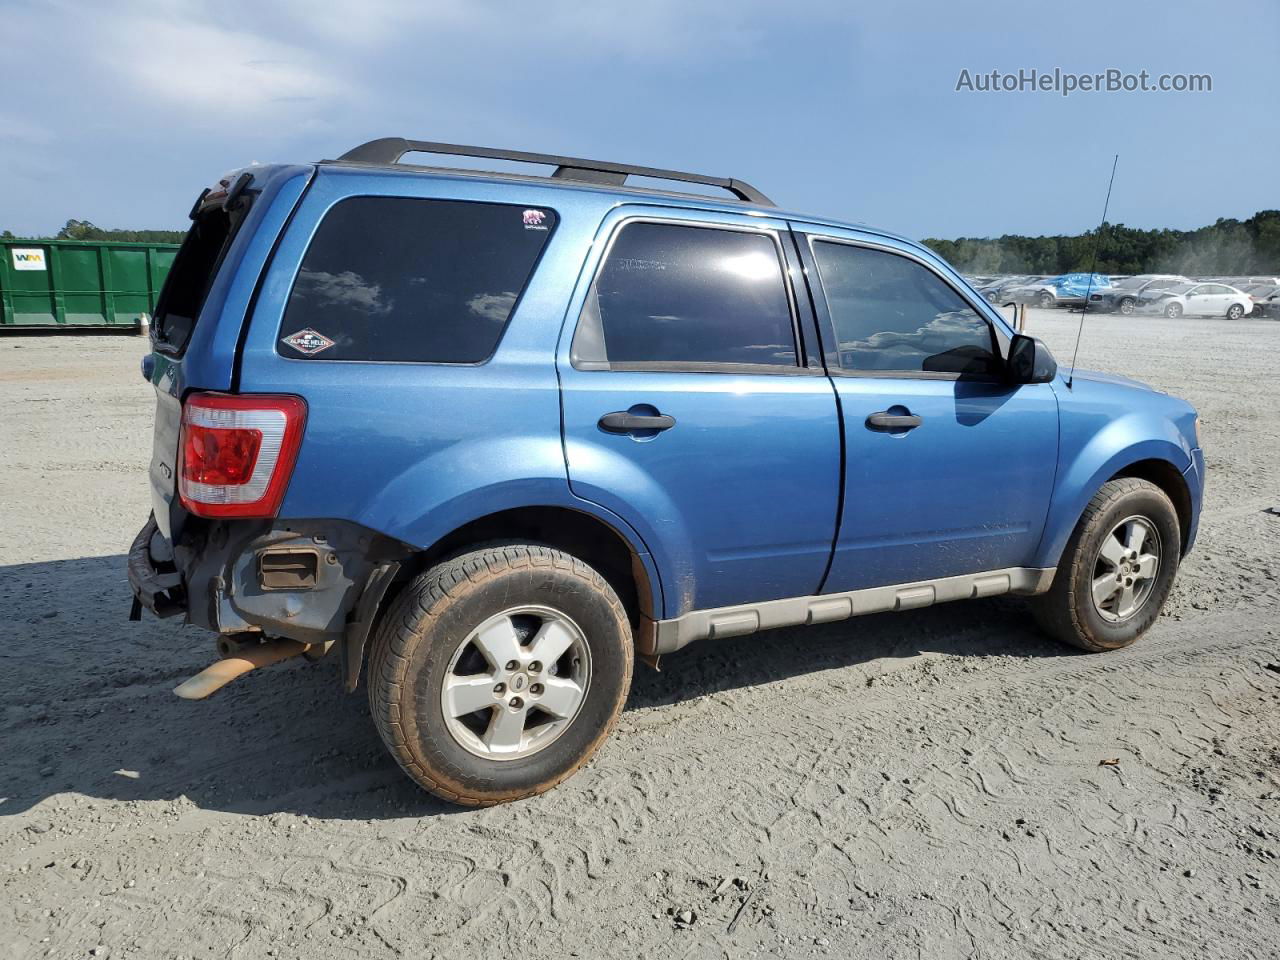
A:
1066;154;1120;389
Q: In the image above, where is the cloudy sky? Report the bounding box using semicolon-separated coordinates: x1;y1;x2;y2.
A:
2;0;1275;240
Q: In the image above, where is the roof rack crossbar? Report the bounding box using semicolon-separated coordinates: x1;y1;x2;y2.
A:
336;138;773;206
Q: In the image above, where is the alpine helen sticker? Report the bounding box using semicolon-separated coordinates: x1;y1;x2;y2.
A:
281;328;336;355
522;209;548;230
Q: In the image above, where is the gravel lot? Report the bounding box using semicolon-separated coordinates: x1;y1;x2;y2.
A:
2;309;1278;960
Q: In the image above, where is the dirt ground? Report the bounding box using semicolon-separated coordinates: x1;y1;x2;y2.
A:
2;309;1278;960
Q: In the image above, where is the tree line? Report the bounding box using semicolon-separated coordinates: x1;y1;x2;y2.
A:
1;220;186;244
924;209;1280;276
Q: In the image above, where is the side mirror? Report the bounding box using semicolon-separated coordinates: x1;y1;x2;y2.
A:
1006;334;1057;384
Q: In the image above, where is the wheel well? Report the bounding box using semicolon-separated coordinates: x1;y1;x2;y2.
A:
1108;459;1192;554
401;507;656;630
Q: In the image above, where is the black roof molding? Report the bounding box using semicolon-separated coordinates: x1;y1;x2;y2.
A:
335;138;774;206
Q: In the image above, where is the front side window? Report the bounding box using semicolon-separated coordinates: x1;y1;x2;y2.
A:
811;241;999;377
572;221;797;370
279;197;557;363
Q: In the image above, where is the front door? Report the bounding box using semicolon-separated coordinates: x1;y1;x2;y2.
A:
558;210;841;617
795;227;1060;592
1183;285;1213;316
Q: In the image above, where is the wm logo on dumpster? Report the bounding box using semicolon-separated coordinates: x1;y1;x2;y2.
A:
11;248;47;271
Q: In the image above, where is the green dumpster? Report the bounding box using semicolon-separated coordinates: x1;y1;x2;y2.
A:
1;238;179;328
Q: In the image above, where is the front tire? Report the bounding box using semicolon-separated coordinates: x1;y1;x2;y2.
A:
1165;302;1183;318
368;544;633;806
1032;478;1180;652
1038;292;1056;308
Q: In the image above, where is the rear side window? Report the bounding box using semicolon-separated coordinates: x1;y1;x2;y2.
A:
279;197;557;363
811;241;999;377
572;221;797;370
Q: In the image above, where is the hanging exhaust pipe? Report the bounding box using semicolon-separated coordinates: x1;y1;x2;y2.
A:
173;636;308;700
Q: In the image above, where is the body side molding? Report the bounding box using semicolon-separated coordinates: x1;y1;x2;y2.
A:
645;567;1056;655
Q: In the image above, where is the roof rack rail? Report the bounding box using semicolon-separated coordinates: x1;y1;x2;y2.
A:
335;138;774;206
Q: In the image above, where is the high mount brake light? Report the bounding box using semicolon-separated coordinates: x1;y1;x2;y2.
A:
178;393;307;518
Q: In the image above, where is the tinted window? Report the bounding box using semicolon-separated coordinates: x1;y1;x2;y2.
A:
572;221;797;369
279;197;556;362
153;204;236;353
812;241;999;376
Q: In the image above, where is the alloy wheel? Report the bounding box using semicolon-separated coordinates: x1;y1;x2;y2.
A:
1090;516;1162;623
441;605;591;761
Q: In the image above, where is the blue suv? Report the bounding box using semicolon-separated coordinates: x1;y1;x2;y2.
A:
128;139;1204;806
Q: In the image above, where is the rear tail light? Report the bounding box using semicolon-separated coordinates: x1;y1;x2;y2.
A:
179;392;307;518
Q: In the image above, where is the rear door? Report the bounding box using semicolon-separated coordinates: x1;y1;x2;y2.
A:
1208;284;1238;314
794;227;1059;592
557;208;840;617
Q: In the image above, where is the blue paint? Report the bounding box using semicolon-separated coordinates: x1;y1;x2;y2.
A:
146;159;1202;623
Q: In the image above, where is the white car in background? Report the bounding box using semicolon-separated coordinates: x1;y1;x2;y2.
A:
1140;281;1254;319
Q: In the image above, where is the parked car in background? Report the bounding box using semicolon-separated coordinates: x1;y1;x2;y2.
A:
1004;273;1112;308
1088;275;1189;315
1139;281;1253;318
977;275;1043;304
1245;284;1280;318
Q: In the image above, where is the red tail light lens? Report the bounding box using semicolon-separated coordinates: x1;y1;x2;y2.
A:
178;393;307;518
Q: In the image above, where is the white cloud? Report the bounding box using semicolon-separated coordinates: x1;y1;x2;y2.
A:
97;11;344;118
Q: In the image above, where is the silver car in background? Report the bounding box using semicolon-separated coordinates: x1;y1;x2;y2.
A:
1138;281;1254;319
1088;275;1189;315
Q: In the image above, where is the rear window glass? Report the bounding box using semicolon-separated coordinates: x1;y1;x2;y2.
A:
279;197;556;363
153;206;234;353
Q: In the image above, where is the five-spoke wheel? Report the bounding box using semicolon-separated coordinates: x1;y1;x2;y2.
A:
1090;517;1161;622
442;606;591;760
1033;478;1181;652
367;544;632;806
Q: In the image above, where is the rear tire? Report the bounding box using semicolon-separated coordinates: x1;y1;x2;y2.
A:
1118;297;1136;315
1165;302;1183;318
367;544;633;806
1226;303;1245;320
1032;478;1180;652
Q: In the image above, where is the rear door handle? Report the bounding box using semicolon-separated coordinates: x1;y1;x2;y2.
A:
598;411;676;433
866;411;922;431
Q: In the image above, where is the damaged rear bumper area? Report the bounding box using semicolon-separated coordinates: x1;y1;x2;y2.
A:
127;513;402;691
128;517;186;619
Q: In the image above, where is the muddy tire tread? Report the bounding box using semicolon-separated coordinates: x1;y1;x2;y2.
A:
1032;478;1179;652
367;543;631;807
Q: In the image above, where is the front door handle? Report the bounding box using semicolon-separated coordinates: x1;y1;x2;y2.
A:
866;411;922;431
599;411;677;433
